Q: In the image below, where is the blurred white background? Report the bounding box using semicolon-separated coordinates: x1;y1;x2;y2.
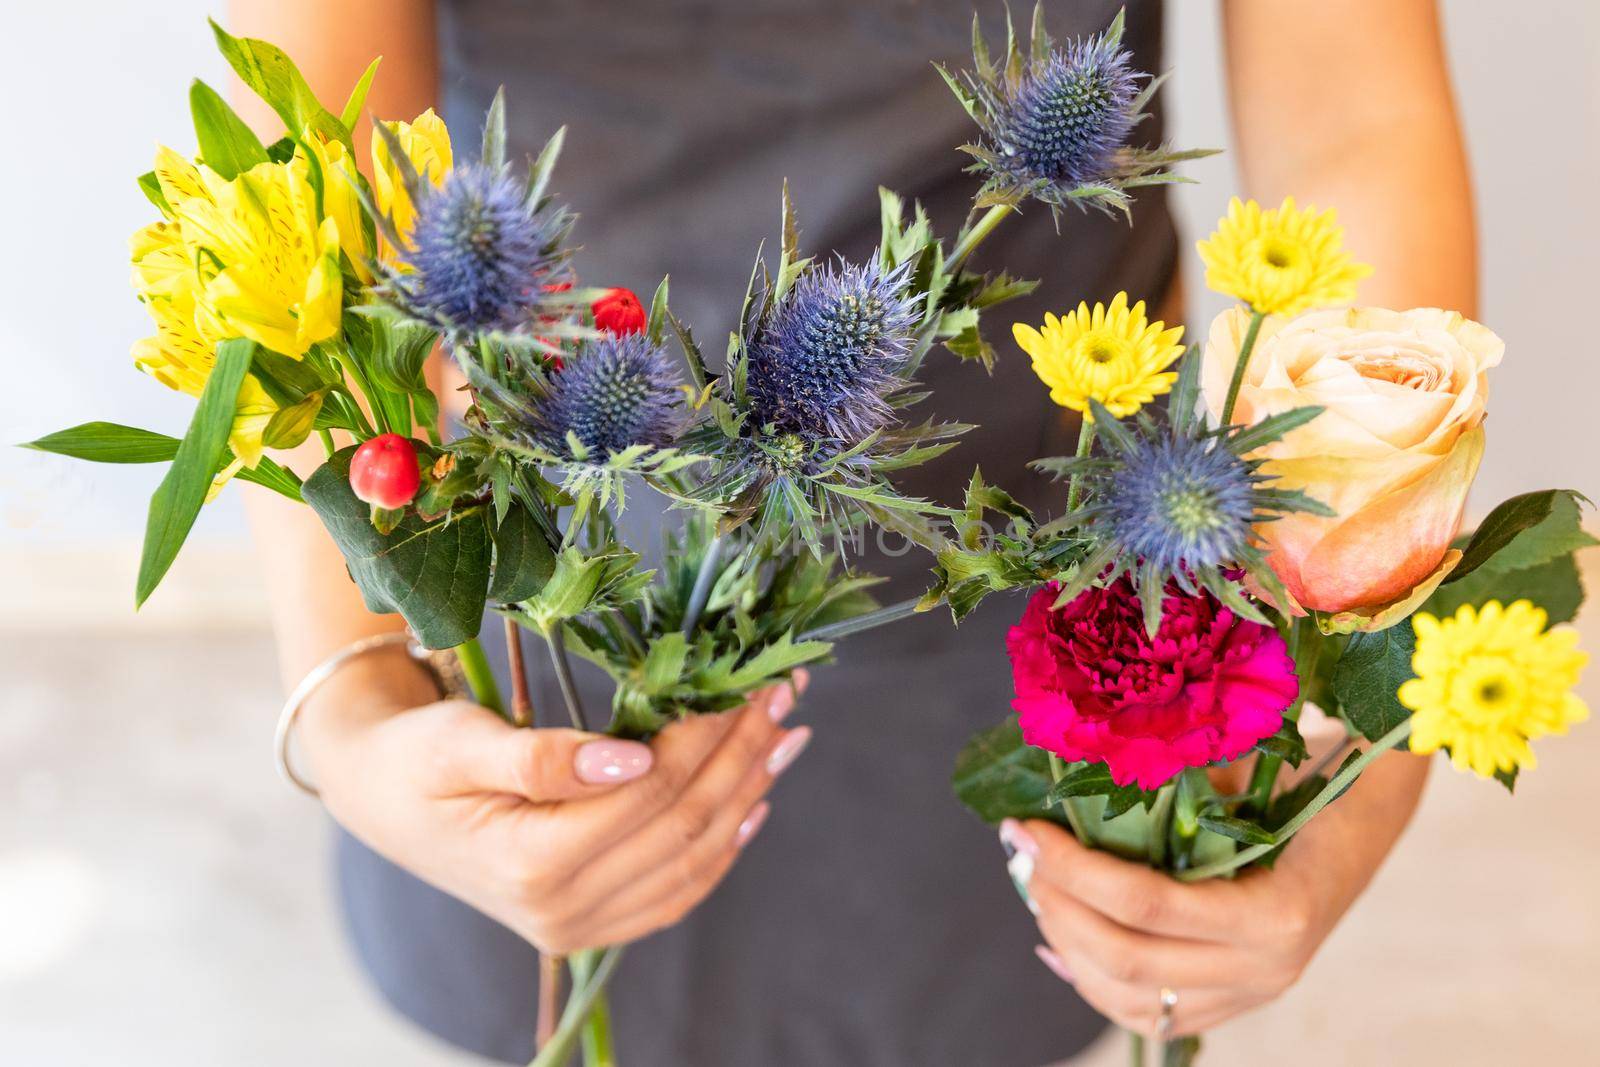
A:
1;3;1597;1065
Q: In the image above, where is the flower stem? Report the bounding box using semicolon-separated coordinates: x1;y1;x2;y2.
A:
526;947;625;1067
1128;1029;1145;1066
546;626;590;731
1064;419;1098;513
536;952;563;1050
317;428;336;459
1218;310;1266;427
1047;753;1094;844
1244;616;1318;815
1176;718;1414;882
504;617;534;727
455;636;506;719
796;595;925;643
947;204;1015;270
570;950;617;1067
681;533;724;637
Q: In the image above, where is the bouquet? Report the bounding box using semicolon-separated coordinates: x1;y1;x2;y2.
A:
26;8;1222;1063
941;66;1594;1067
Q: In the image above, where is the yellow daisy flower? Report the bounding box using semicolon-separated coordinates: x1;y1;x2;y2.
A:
1195;196;1371;316
1013;292;1185;420
1399;600;1589;779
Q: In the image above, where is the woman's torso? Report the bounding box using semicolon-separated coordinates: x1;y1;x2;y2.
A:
337;2;1175;1063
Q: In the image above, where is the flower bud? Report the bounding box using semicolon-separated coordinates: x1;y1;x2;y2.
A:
349;434;421;510
592;287;647;336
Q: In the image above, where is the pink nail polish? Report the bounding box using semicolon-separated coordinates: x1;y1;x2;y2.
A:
575;739;653;784
767;684;797;723
766;726;812;776
1034;944;1075;984
736;802;771;848
999;818;1039;857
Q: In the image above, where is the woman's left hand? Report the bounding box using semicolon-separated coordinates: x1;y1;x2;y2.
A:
1000;749;1429;1037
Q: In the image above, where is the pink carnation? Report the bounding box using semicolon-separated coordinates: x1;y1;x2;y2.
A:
1007;578;1298;789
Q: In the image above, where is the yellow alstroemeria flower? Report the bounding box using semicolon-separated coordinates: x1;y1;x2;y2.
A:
1195;196;1372;317
1013;292;1185;420
371;108;453;262
301;134;374;282
155;146;343;359
1400;600;1588;779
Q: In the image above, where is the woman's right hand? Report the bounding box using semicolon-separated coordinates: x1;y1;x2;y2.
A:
299;657;811;954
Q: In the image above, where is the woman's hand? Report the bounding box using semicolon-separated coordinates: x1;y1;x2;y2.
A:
1000;750;1428;1036
300;653;811;954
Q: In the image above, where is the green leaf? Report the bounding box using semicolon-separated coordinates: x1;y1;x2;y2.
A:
1425;553;1587;627
1196;814;1277;846
1446;490;1595;583
188;79;268;179
951;719;1070;827
640;633;690;695
340;57;381;130
23;421;302;500
1254;720;1308;768
137;170;171;214
135;339;255;606
209;19;351;148
489;503;557;604
302;448;491;648
1332;624;1416;743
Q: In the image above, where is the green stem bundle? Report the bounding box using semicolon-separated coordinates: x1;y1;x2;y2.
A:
527;947;626;1067
1177;718;1414;882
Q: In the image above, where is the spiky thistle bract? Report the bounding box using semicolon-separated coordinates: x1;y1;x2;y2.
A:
1033;349;1335;633
938;5;1216;221
673;186;1032;556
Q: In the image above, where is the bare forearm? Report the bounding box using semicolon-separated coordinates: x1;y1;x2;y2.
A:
226;0;441;693
1224;0;1476;314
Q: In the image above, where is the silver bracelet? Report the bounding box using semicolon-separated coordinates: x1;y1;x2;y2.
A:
274;632;445;798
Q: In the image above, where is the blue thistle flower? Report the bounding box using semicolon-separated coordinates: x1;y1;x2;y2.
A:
397;163;570;336
745;260;919;445
941;6;1213;218
532;334;684;457
1101;433;1255;573
993;36;1140;189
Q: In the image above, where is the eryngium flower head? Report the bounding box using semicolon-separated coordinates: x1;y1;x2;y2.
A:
745;260;918;445
941;6;1212;219
396;163;570;336
532;334;684;457
1102;432;1255;573
993;34;1140;190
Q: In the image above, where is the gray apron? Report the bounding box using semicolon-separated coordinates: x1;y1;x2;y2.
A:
336;2;1176;1062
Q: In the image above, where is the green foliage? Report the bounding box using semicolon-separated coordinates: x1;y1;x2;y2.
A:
24;422;303;501
1196;814;1276;846
559;515;874;736
1425;490;1595;625
209;19;351;148
188;80;268;179
135;339;255;607
302;448;492;649
1444;489;1595;584
952;718;1073;827
1331;624;1416;743
489;503;557;604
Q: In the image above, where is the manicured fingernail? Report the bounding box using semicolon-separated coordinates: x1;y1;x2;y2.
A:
736;801;771;848
575;739;653;784
791;668;811;695
766;726;812;776
999;818;1039;857
1034;944;1074;984
767;684;797;723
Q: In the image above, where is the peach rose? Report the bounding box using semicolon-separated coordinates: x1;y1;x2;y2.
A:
1202;306;1503;630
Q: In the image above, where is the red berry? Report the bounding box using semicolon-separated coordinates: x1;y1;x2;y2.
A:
591;287;647;336
349;434;421;510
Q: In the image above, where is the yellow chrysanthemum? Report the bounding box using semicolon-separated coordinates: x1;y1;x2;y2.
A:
1195;196;1372;316
1399;600;1589;779
371;108;453;262
1012;292;1185;420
